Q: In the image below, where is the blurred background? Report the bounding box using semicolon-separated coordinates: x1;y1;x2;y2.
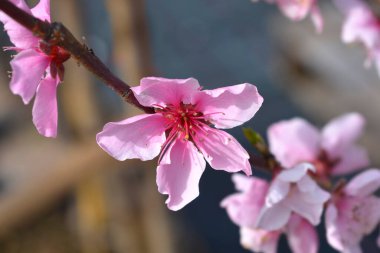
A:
0;0;379;252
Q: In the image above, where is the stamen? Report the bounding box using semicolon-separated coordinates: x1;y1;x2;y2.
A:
192;111;224;120
183;117;190;140
158;126;180;164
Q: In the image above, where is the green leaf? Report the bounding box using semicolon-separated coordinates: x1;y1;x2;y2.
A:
242;127;264;146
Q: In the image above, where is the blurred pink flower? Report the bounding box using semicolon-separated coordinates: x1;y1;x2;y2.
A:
334;0;380;76
256;163;330;230
0;0;69;137
221;174;280;253
325;169;380;253
253;0;323;32
221;174;319;253
268;113;369;177
97;77;263;210
221;174;269;228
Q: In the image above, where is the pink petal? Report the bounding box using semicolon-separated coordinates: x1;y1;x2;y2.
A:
296;173;317;192
266;179;289;206
240;227;280;253
0;0;39;49
10;49;50;104
156;139;206;211
268;118;320;168
277;0;313;21
285;187;329;225
131;77;200;107
325;203;345;251
194;127;251;175
231;173;269;193
278;163;315;182
221;193;262;228
192;83;263;129
31;0;51;22
298;181;331;204
310;3;323;33
256;203;292;230
339;2;379;48
221;175;269;227
286;215;318;253
231;173;254;192
321;113;365;159
331;145;369;176
96;114;168;161
32;76;59;137
344;169;380;197
221;194;248;226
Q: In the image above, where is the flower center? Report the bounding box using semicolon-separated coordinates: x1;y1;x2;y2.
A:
38;41;70;81
154;102;214;163
158;102;205;141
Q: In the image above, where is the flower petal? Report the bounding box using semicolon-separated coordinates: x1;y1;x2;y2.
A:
284;188;328;225
268;118;320;168
339;2;378;48
221;175;269;227
325;203;345;251
131;77;200;107
299;182;331;204
321;113;365;159
240;227;280;253
310;3;323;33
286;215;319;253
344;169;380;197
277;0;313;21
331;145;369;176
157;139;206;211
31;0;51;22
297;174;317;192
32;76;59;137
192;83;263;129
266;178;289;206
231;173;254;192
10;49;50;104
0;0;38;49
278;163;315;182
96;114;168;161
256;203;292;230
194;127;251;175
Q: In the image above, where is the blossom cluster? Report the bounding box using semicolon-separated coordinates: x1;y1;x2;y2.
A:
1;1;380;253
222;113;380;253
253;0;380;78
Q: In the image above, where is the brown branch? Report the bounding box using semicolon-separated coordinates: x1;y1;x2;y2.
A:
0;0;154;114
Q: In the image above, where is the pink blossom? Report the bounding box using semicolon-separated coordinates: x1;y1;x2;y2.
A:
268;113;369;177
221;174;319;253
333;0;380;76
0;0;69;137
221;174;280;253
256;163;330;230
97;77;263;210
253;0;323;32
325;169;380;253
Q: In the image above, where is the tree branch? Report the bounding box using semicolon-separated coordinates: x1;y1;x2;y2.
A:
0;0;154;114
